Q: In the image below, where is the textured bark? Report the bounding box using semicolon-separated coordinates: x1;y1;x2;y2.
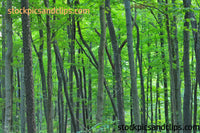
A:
124;0;141;131
44;0;53;132
4;0;13;132
183;0;192;132
96;3;106;131
21;0;36;132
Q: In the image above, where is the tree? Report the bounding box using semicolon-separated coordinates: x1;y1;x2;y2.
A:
183;0;192;132
96;2;106;132
4;0;13;132
43;0;53;132
21;0;36;132
124;0;141;131
105;0;125;129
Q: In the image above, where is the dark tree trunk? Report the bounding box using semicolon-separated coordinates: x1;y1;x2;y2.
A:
43;0;53;132
74;67;80;131
21;0;36;132
183;0;192;132
135;23;146;128
56;58;64;133
88;49;92;131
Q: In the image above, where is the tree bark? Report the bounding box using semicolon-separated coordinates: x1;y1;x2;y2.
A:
21;0;36;132
43;0;53;132
20;63;26;133
1;0;6;130
4;0;13;132
183;0;192;132
124;0;141;132
96;3;106;132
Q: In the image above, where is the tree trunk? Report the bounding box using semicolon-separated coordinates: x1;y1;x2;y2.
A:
53;44;77;132
124;0;141;132
183;0;192;132
171;0;182;130
21;0;36;132
43;0;53;132
96;3;106;132
1;0;6;130
135;23;146;128
105;0;126;130
157;3;169;131
56;58;64;133
20;63;26;133
4;0;13;132
32;14;48;123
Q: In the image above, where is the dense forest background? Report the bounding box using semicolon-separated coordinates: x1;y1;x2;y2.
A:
0;0;200;132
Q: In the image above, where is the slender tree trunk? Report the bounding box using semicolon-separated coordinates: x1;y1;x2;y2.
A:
165;1;178;130
43;0;53;132
20;62;26;133
74;67;80;131
82;58;88;131
193;81;197;133
150;70;153;133
183;0;192;132
96;3;106;132
56;58;64;133
32;14;48;123
21;0;36;132
157;4;169;131
189;1;200;95
4;0;13;131
88;54;92;131
53;43;77;132
171;1;182;130
105;0;126;130
135;23;146;129
78;62;87;131
124;0;140;132
1;0;6;130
